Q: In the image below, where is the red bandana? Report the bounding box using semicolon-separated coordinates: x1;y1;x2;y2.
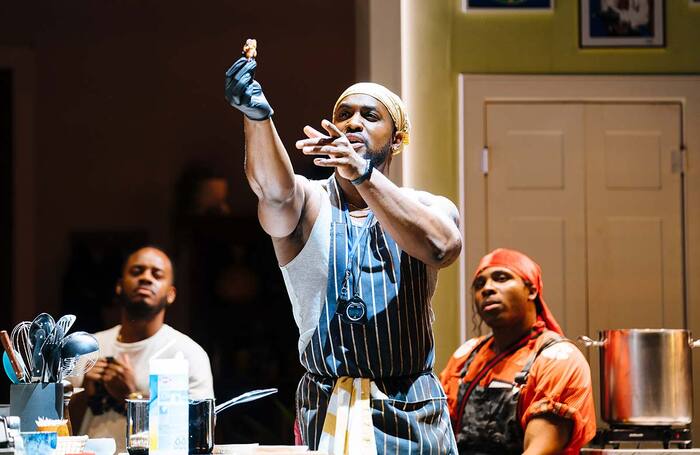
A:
473;248;564;336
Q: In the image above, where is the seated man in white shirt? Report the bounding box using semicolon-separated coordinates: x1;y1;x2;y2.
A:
70;245;214;452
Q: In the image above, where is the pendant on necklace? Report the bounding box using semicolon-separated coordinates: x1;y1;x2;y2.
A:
337;295;367;324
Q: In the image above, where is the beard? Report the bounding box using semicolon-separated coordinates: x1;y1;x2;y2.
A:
364;137;393;170
118;291;168;320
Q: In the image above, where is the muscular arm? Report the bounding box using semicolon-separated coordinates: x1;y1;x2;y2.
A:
356;170;461;268
298;120;462;268
243;117;307;238
225;56;315;241
523;414;573;455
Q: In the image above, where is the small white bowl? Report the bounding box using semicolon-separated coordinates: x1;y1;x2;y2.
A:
84;437;117;455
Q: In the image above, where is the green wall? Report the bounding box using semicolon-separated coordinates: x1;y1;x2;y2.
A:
452;1;700;74
404;0;700;369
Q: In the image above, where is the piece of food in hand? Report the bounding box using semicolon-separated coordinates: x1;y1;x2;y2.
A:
243;38;257;60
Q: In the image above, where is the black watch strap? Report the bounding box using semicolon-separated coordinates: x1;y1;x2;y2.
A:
351;159;373;186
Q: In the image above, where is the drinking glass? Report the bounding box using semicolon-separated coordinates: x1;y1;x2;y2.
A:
126;399;149;455
189;398;214;454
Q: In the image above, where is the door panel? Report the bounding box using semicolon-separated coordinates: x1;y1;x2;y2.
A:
596;216;665;327
586;104;684;332
504;131;565;189
485;104;587;339
604;132;662;189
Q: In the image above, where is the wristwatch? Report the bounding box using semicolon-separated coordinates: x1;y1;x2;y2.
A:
351;159;373;186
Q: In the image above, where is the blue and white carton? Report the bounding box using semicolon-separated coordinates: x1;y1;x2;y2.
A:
149;354;189;454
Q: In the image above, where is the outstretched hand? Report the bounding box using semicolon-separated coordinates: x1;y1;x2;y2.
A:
225;56;274;120
295;120;367;181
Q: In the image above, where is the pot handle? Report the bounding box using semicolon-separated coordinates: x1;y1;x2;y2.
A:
577;335;604;348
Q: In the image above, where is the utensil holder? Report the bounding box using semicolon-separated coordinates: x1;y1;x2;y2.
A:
9;383;64;431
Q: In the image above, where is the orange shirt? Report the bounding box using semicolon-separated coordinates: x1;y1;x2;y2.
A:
440;324;597;454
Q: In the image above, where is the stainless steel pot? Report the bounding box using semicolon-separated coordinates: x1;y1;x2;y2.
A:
579;329;700;426
188;389;278;454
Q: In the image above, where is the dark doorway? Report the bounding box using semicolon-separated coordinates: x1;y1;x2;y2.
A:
0;69;13;402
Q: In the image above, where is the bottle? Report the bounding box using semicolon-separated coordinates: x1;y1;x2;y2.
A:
149;352;189;454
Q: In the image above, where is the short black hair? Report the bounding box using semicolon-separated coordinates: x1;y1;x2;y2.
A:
120;244;176;283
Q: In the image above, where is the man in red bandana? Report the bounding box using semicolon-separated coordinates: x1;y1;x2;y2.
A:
440;248;596;454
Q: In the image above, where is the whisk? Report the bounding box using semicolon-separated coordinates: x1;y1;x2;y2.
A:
11;321;33;376
58;331;99;381
60;351;99;379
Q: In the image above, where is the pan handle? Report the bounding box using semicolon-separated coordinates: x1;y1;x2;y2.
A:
577;335;604;348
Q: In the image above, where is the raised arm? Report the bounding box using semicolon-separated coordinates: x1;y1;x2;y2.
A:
224;56;308;238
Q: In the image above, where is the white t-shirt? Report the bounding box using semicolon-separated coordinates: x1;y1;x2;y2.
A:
74;324;214;453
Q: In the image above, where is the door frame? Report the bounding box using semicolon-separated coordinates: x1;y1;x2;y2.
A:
459;75;700;340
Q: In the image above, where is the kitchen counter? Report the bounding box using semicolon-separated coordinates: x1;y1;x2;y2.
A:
117;446;326;455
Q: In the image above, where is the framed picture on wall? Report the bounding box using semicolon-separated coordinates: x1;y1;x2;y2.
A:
465;0;554;11
580;0;665;47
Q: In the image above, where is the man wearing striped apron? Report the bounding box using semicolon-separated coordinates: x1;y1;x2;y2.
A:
225;52;462;454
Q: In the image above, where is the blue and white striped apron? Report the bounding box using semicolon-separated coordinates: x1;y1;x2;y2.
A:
296;176;457;454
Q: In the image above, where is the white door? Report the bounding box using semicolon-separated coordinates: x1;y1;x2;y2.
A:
484;101;685;424
486;102;683;334
585;104;684;332
485;103;588;339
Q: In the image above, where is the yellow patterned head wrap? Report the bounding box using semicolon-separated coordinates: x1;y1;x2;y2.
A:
332;82;410;155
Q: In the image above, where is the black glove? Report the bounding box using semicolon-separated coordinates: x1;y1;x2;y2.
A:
225;56;274;120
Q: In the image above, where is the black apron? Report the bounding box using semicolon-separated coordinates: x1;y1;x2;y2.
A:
453;329;565;455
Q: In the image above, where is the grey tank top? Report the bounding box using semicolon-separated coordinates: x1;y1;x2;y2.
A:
280;179;439;358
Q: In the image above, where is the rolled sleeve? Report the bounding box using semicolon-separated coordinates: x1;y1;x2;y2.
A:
520;341;597;452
